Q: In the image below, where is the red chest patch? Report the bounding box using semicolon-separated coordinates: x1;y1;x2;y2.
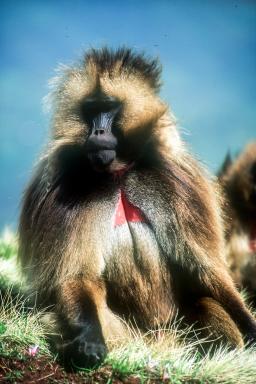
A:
114;190;145;227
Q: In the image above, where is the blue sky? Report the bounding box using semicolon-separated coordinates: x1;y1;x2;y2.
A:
0;0;256;230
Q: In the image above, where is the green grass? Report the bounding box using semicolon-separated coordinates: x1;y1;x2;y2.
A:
0;229;50;361
1;229;256;383
106;334;256;383
0;228;17;261
0;290;51;359
0;228;21;290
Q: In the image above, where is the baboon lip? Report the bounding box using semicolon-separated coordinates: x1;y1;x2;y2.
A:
88;149;116;158
88;149;116;169
86;141;117;151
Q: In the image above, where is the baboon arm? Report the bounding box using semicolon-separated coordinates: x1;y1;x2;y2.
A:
205;267;256;338
176;259;256;342
55;279;107;368
56;278;126;343
186;297;244;349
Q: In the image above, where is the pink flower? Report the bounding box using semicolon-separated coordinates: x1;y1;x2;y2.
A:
163;369;170;380
28;345;39;356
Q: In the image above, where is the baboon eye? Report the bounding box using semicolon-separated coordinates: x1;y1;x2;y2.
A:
80;98;121;124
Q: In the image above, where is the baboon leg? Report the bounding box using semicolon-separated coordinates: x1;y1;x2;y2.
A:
185;297;244;352
54;278;124;369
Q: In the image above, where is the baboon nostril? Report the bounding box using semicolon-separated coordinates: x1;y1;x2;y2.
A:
95;129;105;135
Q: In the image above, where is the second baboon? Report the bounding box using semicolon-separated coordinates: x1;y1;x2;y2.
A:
219;142;256;304
19;48;256;368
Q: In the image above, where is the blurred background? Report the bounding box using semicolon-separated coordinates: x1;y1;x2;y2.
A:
0;0;255;231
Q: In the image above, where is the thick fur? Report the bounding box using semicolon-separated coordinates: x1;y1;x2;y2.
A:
19;48;256;368
219;142;256;304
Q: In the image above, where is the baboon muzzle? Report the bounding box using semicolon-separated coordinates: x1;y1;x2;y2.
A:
86;111;118;168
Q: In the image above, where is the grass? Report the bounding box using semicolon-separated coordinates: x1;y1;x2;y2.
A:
1;229;256;383
0;228;21;291
106;336;256;383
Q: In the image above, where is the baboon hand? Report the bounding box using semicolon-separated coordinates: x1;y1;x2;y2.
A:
63;333;107;370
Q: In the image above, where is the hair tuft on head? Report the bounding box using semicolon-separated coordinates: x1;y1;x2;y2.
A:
84;46;162;91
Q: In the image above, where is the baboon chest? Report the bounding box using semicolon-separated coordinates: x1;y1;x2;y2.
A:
99;190;173;324
102;189;163;272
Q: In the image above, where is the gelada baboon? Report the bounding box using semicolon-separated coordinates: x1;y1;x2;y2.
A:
219;142;256;304
19;48;256;368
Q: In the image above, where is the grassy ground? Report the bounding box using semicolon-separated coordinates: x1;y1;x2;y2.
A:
1;229;256;383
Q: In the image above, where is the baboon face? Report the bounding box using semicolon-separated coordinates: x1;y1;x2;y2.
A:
52;48;167;173
80;94;122;171
79;91;161;173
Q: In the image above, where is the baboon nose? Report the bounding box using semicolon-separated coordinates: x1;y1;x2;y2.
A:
94;129;105;136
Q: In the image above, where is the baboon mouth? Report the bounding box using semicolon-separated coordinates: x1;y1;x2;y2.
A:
88;149;116;169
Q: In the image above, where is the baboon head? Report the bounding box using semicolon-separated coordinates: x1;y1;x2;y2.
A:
219;142;256;216
49;47;179;174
